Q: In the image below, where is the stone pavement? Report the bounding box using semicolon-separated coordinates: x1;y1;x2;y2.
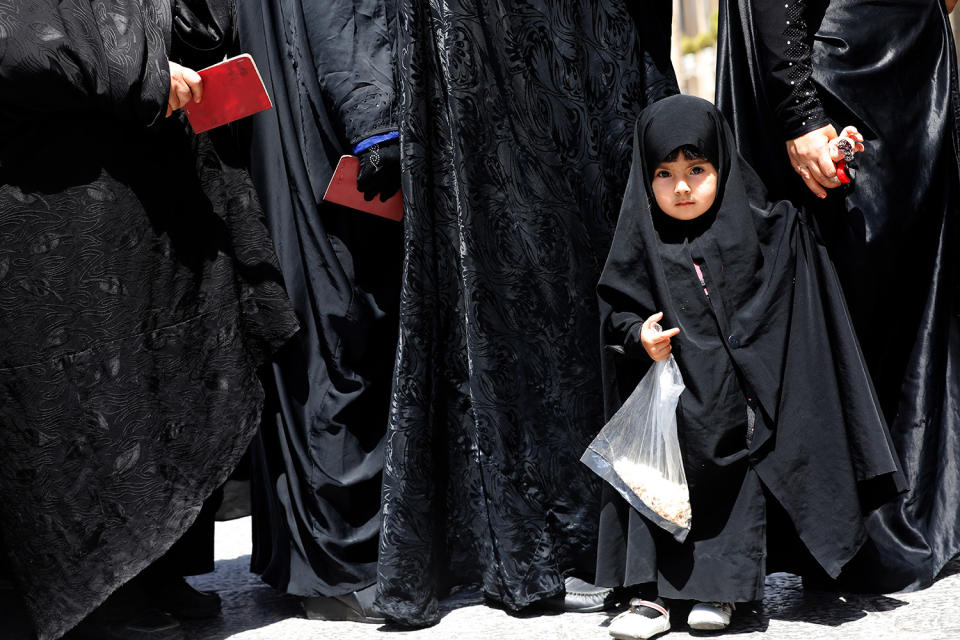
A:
3;517;959;639
177;518;960;640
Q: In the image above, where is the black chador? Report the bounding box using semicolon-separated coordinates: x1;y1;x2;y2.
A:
595;95;904;602
717;0;960;592
0;1;299;638
375;0;678;626
236;0;401;599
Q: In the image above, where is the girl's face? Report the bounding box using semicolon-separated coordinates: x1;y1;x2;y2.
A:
651;156;718;221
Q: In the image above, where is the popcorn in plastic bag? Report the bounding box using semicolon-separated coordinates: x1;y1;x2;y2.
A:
581;354;690;541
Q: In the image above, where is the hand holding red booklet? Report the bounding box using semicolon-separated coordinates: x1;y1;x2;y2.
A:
323;155;403;221
183;54;272;134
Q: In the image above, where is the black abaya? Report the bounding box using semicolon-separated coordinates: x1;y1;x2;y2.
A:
717;0;960;592
0;2;299;638
374;0;678;626
235;0;402;597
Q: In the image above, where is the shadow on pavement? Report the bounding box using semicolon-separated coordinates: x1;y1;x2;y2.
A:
182;556;302;640
732;572;908;633
506;572;911;636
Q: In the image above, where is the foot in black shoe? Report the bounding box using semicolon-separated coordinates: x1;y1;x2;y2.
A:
302;584;385;623
147;574;222;620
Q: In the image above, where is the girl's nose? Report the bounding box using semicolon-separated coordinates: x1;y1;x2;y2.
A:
675;180;691;194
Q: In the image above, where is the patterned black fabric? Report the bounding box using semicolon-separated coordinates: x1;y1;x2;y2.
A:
375;0;678;626
0;2;299;638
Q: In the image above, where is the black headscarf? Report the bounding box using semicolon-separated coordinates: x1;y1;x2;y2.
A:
596;94;904;579
599;95;782;421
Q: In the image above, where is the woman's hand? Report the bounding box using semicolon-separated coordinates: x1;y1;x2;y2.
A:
786;124;840;199
640;312;681;362
948;0;957;14
167;61;203;117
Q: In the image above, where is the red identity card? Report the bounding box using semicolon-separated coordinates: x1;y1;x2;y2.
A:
323;155;403;222
184;54;272;134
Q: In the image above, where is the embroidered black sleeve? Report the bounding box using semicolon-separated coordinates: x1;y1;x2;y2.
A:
753;0;829;140
301;0;397;149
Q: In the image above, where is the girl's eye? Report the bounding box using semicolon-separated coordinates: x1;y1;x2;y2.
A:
655;170;671;179
690;166;704;175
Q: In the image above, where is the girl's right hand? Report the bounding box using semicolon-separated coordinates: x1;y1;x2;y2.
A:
641;312;681;362
829;126;866;162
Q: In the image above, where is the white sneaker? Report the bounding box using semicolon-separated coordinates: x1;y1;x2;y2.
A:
687;601;735;631
608;599;671;639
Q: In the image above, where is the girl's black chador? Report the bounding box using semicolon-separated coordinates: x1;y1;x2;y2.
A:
595;95;905;605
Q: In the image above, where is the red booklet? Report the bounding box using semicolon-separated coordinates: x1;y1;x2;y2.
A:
183;54;272;134
322;155;403;221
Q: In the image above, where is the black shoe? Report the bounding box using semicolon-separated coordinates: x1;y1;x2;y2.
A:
302;584;385;623
148;575;222;620
541;576;617;613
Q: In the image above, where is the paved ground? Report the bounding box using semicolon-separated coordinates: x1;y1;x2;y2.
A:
179;518;960;640
4;517;960;639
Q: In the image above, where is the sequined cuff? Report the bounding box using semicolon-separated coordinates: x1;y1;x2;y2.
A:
778;1;827;138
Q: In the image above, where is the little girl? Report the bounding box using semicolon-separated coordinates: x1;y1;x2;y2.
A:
593;95;904;639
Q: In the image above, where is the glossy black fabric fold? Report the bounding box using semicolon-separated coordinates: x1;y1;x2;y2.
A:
172;0;237;69
717;0;960;592
0;2;299;638
235;0;401;597
374;0;679;626
595;95;903;601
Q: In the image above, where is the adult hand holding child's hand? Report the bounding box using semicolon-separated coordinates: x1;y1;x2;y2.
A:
787;124;865;197
641;312;680;362
786;124;840;199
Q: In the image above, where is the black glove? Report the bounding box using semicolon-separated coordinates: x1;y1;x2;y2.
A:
356;140;401;202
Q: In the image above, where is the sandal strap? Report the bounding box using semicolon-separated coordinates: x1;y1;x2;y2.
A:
628;598;669;618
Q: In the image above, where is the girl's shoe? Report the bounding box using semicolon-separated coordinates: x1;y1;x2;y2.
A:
608;598;670;639
687;601;735;630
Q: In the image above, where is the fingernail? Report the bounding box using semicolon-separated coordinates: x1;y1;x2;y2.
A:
818;193;827;199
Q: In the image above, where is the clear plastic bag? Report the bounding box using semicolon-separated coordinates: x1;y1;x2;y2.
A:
581;354;690;542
